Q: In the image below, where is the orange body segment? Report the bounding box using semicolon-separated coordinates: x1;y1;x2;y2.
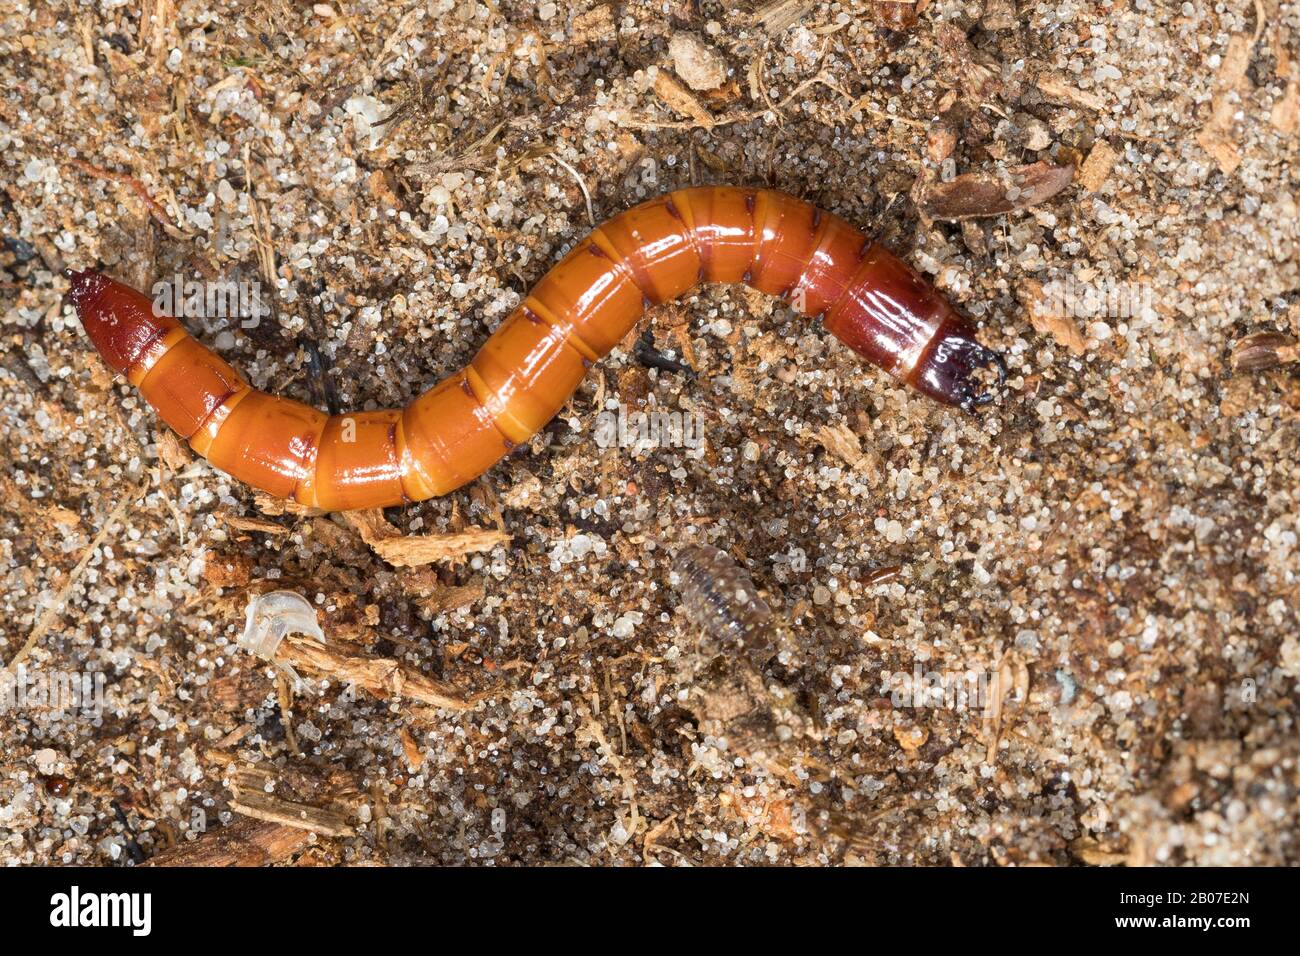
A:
200;391;327;500
468;307;589;442
597;195;703;305
683;186;760;284
137;333;246;438
68;186;1004;511
526;243;638;359
307;409;405;511
400;373;510;497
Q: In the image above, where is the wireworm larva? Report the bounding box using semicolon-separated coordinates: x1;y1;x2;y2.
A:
68;186;1005;510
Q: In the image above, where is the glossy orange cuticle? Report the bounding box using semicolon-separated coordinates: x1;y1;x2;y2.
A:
70;187;1005;510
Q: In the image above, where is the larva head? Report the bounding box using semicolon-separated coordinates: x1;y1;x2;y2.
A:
822;244;1006;413
907;318;1007;413
65;268;179;375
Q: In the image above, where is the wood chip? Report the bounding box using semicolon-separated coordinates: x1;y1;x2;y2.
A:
571;5;614;44
279;633;473;710
254;492;321;517
1196;34;1253;175
1035;72;1108;112
340;507;399;546
229;792;354;838
1219;375;1256;418
143;817;310;867
1271;77;1299;134
982;649;1029;763
815;422;864;468
400;727;424;770
342;510;509;567
980;0;1017;31
371;527;509;566
219;513;289;535
752;0;814;33
1018;279;1087;355
1070;837;1130;866
155;429;191;471
653;71;714;126
918;161;1074;221
1077;140;1118;193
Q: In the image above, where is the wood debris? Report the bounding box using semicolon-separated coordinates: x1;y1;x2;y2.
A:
342;508;510;567
1196;34;1253;175
1035;71;1108;112
1271;77;1299;134
155;429;192;471
143;817;311;867
937;23;1016;103
570;5;614;44
63;157;189;239
918;161;1074;221
1077;140;1118;193
219;513;289;535
752;0;814;33
384;527;508;566
652;71;714;126
1070;836;1130;866
277;632;473;711
981;0;1017;31
226;763;356;838
1018;279;1087;355
253;492;321;517
982;649;1030;763
815;422;864;468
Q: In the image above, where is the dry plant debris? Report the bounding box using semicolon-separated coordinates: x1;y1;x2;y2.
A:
917;161;1075;221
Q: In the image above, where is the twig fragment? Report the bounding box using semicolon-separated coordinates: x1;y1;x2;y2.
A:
278;633;474;711
342;509;509;567
143;817;312;867
64;158;188;238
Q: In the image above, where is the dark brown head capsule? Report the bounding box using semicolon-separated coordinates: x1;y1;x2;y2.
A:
824;245;1006;412
908;317;1007;412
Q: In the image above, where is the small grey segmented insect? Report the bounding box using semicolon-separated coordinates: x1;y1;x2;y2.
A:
673;544;779;664
672;544;814;753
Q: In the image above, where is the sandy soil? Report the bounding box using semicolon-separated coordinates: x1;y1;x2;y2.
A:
1;0;1297;865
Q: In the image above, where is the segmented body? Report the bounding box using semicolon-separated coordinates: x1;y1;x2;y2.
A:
673;544;776;661
69;186;1003;511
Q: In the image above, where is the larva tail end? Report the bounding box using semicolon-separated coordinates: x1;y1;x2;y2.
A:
66;268;176;375
909;320;1007;413
64;267;112;311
